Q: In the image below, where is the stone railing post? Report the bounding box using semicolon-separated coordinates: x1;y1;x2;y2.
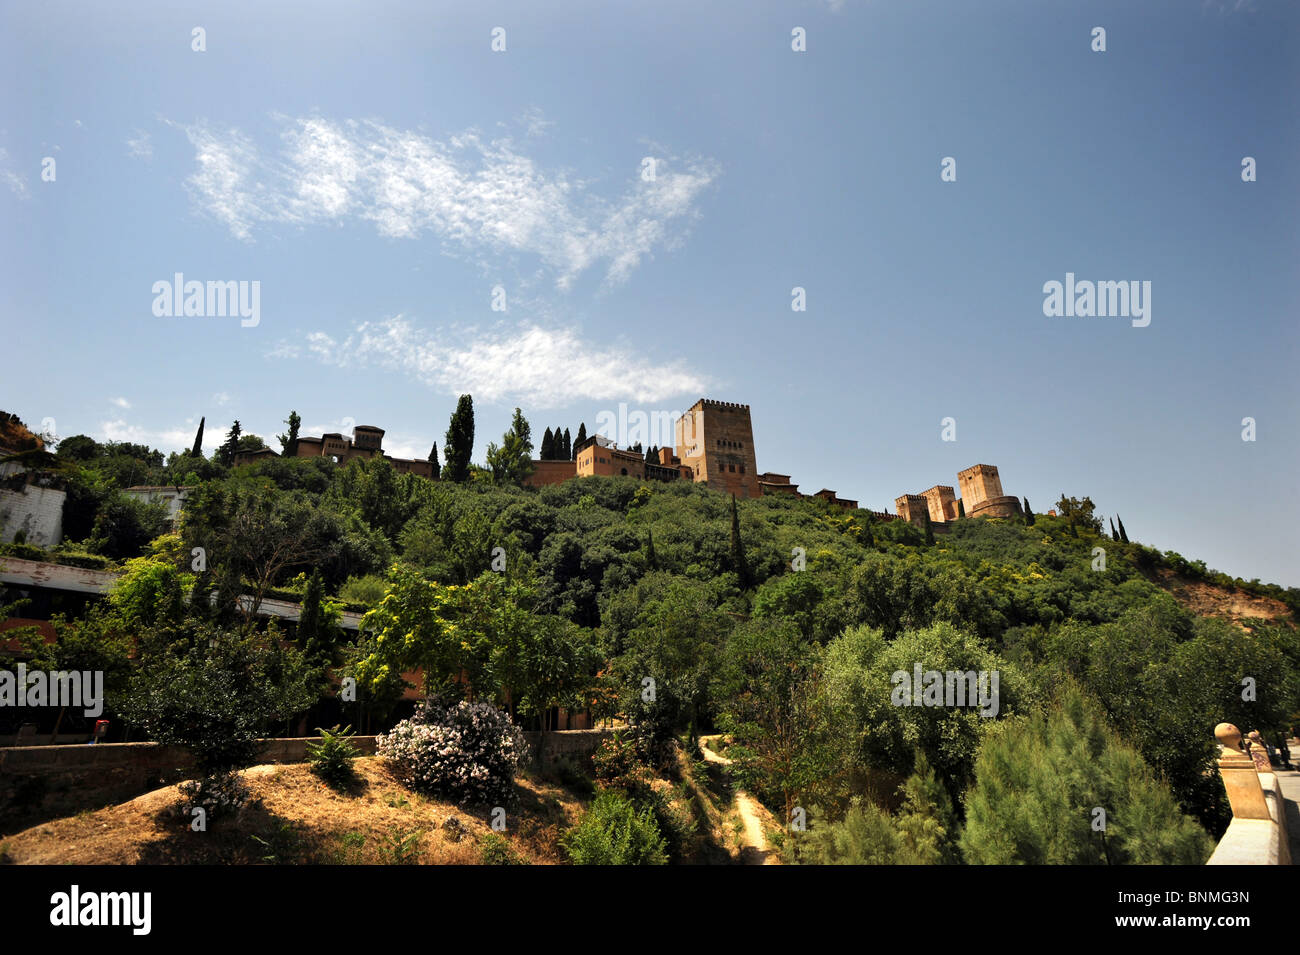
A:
1215;723;1271;820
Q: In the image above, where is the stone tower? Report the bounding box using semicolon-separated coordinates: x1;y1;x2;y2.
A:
675;399;761;499
957;464;1003;511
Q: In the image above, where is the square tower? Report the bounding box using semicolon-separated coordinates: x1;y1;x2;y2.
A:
922;485;957;522
957;464;1003;510
675;398;760;498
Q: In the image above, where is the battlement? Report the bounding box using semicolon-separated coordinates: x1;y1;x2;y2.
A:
689;398;751;413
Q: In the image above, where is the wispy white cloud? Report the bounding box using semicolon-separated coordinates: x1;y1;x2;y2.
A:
126;130;153;160
211;391;231;406
110;396;132;409
0;148;28;198
269;315;709;409
99;419;193;451
178;115;719;288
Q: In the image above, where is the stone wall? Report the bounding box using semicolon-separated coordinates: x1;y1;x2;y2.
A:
0;484;66;547
522;728;616;775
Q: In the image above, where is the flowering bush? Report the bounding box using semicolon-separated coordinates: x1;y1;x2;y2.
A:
377;700;527;806
173;771;250;824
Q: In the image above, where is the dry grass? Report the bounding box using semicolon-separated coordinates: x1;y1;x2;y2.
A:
1;757;584;865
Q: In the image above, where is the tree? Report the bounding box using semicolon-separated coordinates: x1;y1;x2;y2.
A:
297;569;342;666
217;421;242;467
1117;515;1129;544
562;427;572;460
278;411;301;457
444;395;475;482
1023;497;1034;525
428;442;441;480
485;408;535;485
960;685;1212;864
729;494;751;588
573;423;587;460
645;530;657;570
1110;517;1119;540
541;427;555;461
957;499;965;519
1056;494;1102;534
923;510;935;546
122;624;317;776
90;493;169;559
190;417;205;458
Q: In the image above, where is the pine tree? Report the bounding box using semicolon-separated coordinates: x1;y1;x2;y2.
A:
190;416;205;457
444;395;475;482
645;529;658;570
428;442;441;480
562;427;572;460
729;494;751;587
573;423;587;460
1117;515;1129;544
278;410;301;457
541;427;555;460
646;444;657;464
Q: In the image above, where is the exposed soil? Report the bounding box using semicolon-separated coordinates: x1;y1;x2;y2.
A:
1152;568;1293;630
0;757;582;865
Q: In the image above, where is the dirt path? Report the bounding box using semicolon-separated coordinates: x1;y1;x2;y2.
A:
698;735;777;865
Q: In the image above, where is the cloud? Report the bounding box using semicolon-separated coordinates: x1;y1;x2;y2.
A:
99;419;193;452
126;130;153;160
179;115;719;288
110;397;132;409
211;391;231;406
269;315;710;408
519;106;555;138
0;148;28;198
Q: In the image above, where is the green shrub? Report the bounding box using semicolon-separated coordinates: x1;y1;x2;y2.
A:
563;791;668;865
0;542;49;562
306;724;360;787
478;832;525;865
960;685;1213;864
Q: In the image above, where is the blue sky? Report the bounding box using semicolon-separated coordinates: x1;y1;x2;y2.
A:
2;0;1296;585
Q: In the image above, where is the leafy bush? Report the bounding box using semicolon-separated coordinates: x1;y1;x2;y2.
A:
0;542;49;562
377;699;527;806
563;791;668;865
478;832;525;865
173;771;250;825
306;724;360;787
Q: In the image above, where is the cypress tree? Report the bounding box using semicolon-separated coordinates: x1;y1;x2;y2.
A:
923;510;935;546
729;494;751;587
541;427;555;460
190;416;205;457
645;529;658;570
1117;515;1129;544
1109;517;1118;540
958;499;966;519
562;427;571;460
573;423;587;459
444;395;475;482
278;410;301;457
1023;497;1034;526
428;443;441;480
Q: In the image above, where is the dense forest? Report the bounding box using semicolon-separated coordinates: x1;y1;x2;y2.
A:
3;408;1298;863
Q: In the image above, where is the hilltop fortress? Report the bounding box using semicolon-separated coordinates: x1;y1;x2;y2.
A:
525;398;1021;526
228;398;1019;527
